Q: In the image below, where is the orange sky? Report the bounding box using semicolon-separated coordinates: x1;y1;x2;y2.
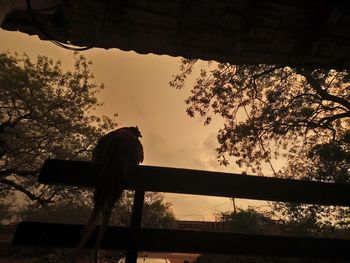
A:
0;29;272;221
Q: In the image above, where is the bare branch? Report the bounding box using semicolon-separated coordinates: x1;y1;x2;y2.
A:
0;178;52;205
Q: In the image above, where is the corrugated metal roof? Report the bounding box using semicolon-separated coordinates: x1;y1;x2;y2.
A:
2;0;350;68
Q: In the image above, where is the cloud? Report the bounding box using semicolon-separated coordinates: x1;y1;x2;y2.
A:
129;95;149;118
196;133;240;173
143;130;242;174
143;131;207;169
139;129;266;221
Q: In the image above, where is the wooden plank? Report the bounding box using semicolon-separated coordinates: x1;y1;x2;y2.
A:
39;159;96;187
39;159;350;206
126;190;145;263
12;222;350;259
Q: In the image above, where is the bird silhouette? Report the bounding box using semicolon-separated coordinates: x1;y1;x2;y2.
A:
73;126;143;262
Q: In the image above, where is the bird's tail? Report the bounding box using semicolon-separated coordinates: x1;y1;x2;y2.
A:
72;197;104;263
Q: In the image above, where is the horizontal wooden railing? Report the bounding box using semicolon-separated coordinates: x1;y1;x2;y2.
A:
39;159;350;206
13;221;350;259
11;159;350;261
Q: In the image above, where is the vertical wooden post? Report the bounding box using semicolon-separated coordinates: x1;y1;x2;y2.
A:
125;190;145;263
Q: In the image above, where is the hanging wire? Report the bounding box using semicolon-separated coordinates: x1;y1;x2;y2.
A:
26;0;111;51
177;200;231;218
165;194;207;201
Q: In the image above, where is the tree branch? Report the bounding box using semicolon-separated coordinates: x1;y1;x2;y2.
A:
318;112;350;127
252;66;283;79
0;168;40;179
0;178;52;205
1;112;32;131
296;69;350;112
286;93;321;108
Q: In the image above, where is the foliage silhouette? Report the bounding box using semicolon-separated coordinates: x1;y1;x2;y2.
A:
171;60;350;174
0;51;117;206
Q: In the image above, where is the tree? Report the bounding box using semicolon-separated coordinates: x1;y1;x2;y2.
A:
0;51;117;207
2;192;176;262
0;200;12;223
194;209;348;263
273;131;350;232
142;192;176;228
218;208;279;234
171;60;350;174
0;50;176;224
0;51;177;262
20;191;176;227
171;60;350;247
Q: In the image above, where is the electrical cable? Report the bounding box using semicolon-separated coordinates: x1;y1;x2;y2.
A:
177;200;231;218
165;195;207;201
26;0;111;51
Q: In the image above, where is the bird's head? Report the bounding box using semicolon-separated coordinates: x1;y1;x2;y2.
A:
123;126;142;138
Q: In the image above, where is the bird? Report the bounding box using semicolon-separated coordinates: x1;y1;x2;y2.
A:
73;126;144;262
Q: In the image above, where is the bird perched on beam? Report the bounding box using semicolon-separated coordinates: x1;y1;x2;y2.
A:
74;126;144;262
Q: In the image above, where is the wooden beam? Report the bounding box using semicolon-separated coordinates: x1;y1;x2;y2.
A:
39;159;350;206
12;222;350;259
39;159;96;187
126;190;145;263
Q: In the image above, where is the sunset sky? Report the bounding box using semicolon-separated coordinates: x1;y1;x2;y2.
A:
0;29;272;221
